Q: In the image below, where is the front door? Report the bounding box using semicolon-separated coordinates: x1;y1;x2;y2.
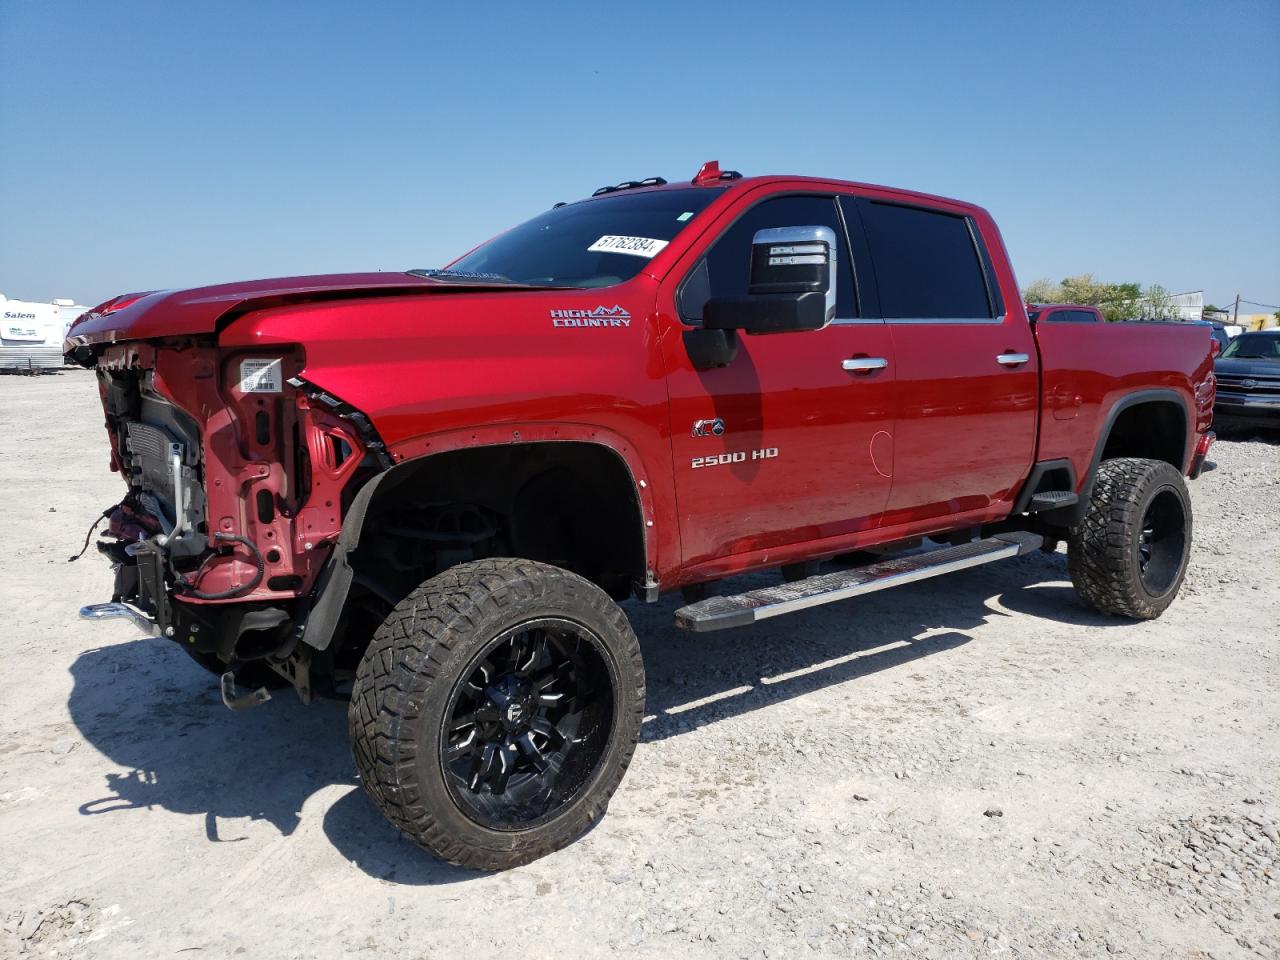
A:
660;193;897;570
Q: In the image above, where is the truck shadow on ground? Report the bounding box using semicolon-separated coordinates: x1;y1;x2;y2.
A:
66;547;1104;884
629;550;1122;743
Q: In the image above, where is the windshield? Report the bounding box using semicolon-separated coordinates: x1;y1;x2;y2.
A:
1220;333;1280;360
448;187;725;288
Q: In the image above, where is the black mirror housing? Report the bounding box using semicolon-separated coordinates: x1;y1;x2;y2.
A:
703;292;830;334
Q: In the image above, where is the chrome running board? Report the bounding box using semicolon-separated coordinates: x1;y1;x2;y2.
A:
674;531;1043;632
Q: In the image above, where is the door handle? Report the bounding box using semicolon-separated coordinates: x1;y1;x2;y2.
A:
996;352;1030;367
842;357;889;373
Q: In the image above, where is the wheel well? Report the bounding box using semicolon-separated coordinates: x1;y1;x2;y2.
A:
1099;399;1186;469
348;442;646;607
1023;396;1189;532
1095;399;1182;471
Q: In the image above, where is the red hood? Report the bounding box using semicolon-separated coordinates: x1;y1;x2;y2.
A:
65;271;514;349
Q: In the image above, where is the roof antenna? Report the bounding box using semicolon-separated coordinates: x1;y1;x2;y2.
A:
693;160;721;185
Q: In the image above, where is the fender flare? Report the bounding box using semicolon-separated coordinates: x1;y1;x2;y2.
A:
1074;387;1192;517
296;434;656;653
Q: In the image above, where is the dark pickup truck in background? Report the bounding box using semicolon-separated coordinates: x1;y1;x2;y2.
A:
1214;329;1280;429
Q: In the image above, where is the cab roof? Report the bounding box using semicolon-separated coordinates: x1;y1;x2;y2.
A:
575;160;986;217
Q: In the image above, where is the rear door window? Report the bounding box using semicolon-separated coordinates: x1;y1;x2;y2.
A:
854;200;994;319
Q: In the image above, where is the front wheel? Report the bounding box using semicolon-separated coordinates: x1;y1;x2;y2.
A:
348;559;645;870
1067;457;1193;619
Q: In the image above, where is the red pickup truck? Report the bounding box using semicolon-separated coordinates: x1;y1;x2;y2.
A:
68;162;1215;869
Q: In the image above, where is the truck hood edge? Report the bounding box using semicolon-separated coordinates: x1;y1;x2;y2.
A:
65;271;533;351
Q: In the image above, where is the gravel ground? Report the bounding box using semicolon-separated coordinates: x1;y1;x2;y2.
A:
1;370;1277;959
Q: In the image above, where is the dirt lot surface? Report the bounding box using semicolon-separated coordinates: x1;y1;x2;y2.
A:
1;370;1277;959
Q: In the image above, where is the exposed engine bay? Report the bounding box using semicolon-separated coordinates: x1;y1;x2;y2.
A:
81;345;345;701
103;372;208;559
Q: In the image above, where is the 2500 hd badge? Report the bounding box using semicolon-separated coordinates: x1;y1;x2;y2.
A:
692;447;779;468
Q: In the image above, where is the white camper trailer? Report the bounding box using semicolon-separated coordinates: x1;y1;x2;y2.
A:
0;294;86;372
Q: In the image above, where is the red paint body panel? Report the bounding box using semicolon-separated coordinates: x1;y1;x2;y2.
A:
1034;320;1214;483
78;173;1215;603
219;282;679;577
880;209;1039;524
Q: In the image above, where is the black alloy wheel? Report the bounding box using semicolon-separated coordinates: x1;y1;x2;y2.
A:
1136;489;1187;596
441;617;614;831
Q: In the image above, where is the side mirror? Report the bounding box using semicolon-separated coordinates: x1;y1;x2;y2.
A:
703;225;837;334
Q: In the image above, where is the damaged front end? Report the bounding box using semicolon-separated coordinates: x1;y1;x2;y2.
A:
77;339;384;706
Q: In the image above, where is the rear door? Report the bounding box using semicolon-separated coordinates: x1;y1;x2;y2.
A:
660;192;897;569
842;197;1037;525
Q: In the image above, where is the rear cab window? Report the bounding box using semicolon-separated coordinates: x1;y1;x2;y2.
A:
1042;308;1100;323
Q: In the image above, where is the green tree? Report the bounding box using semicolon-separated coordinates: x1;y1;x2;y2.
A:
1020;274;1146;321
1139;284;1179;320
1022;278;1062;304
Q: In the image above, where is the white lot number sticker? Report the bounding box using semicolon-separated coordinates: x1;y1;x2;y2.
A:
588;235;669;258
239;358;283;394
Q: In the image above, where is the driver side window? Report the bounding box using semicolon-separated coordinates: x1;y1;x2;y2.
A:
680;195;857;322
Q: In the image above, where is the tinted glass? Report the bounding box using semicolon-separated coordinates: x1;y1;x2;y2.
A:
692;195;856;319
1220;333;1280;360
1044;309;1098;322
449;187;724;288
858;201;992;318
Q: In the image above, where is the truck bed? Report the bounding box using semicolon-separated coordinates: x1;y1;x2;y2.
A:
1034;320;1215;486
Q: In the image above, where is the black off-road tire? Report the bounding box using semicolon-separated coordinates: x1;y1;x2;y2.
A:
348;558;645;870
1067;457;1193;619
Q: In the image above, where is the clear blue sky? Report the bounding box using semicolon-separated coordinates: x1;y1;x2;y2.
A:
2;0;1277;313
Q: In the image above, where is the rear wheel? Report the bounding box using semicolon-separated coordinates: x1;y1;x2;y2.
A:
1067;457;1192;619
349;558;644;869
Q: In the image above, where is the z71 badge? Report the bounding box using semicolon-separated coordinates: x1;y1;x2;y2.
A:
692;447;779;469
